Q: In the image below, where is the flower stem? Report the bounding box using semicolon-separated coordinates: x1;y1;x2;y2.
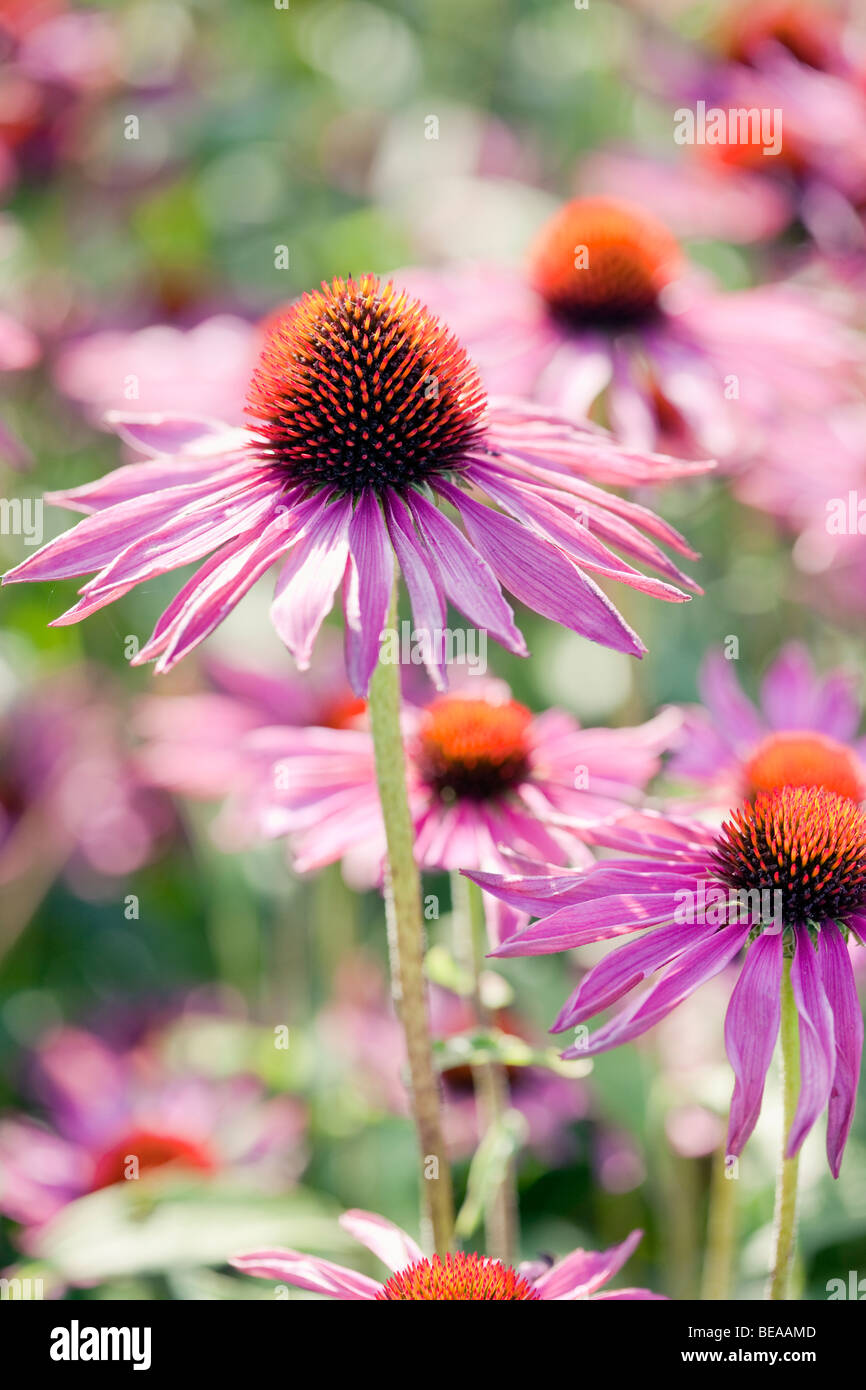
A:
767;955;801;1301
452;871;519;1265
368;593;454;1256
701;1143;737;1300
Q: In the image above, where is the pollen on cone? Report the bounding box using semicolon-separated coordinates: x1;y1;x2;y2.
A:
528;198;682;326
246;274;487;496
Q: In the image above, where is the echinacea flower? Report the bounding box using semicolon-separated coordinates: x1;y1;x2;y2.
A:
0;664;172;888
693;0;866;241
2;275;706;695
134;644;365;802
670;643;866;810
0;1024;307;1238
468;785;865;1175
54;315;261;428
237;682;680;941
231;1207;663;1300
400;199;862;466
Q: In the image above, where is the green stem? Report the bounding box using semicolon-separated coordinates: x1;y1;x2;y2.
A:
767;955;801;1301
368;591;454;1256
701;1143;738;1300
451;872;518;1264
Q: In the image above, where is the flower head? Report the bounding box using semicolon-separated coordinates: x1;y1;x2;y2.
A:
713;786;866;926
400;203;862;471
246;275;486;494
670;643;866;809
238;683;681;944
529;198;682;327
3;276;705;695
0;1022;307;1236
231;1207;663;1300
469;789;866;1175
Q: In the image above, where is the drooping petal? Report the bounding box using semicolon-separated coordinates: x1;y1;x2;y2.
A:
561;924;750;1057
490;893;689;961
724;931;784;1156
553;920;717;1033
406;490;527;655
786;928;835;1159
344;492;394;696
270;494;352;668
384;491;448;689
819;921;863;1177
447;484;646;657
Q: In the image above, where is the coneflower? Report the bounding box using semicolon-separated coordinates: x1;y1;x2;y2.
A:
231;1207;663;1302
3;273;704;695
468;784;866;1296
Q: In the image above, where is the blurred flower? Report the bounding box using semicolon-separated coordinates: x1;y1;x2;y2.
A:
0;305;40;467
0;1022;307;1238
0;666;172;890
0;0;121;187
576;146;793;244
399;198;863;470
239;682;680;942
232;1206;663;1300
670;643;866;811
135;646;365;802
3;275;707;694
471;785;866;1176
685;0;866;254
53;316;262;428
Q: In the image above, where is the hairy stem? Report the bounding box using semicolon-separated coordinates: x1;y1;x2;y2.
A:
767;956;801;1301
368;594;454;1255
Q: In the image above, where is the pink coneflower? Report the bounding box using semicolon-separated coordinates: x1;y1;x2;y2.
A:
400;199;862;464
0;666;172;889
0;1023;307;1238
232;1207;663;1300
3;275;705;694
469;784;866;1176
670;643;866;810
134;646;365;802
54;315;262;428
239;684;680;941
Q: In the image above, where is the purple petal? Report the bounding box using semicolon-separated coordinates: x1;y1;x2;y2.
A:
339;1208;424;1272
406;490;527;655
448;484;646;657
270;495;352;668
554;920;717;1033
698;652;765;751
562;925;750;1057
384;491;449;690
786;928;835;1159
533;1229;642;1299
230;1248;380;1300
344;492;394;697
725;931;784;1156
819;922;863;1177
105;411;241;457
491;893;689;961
